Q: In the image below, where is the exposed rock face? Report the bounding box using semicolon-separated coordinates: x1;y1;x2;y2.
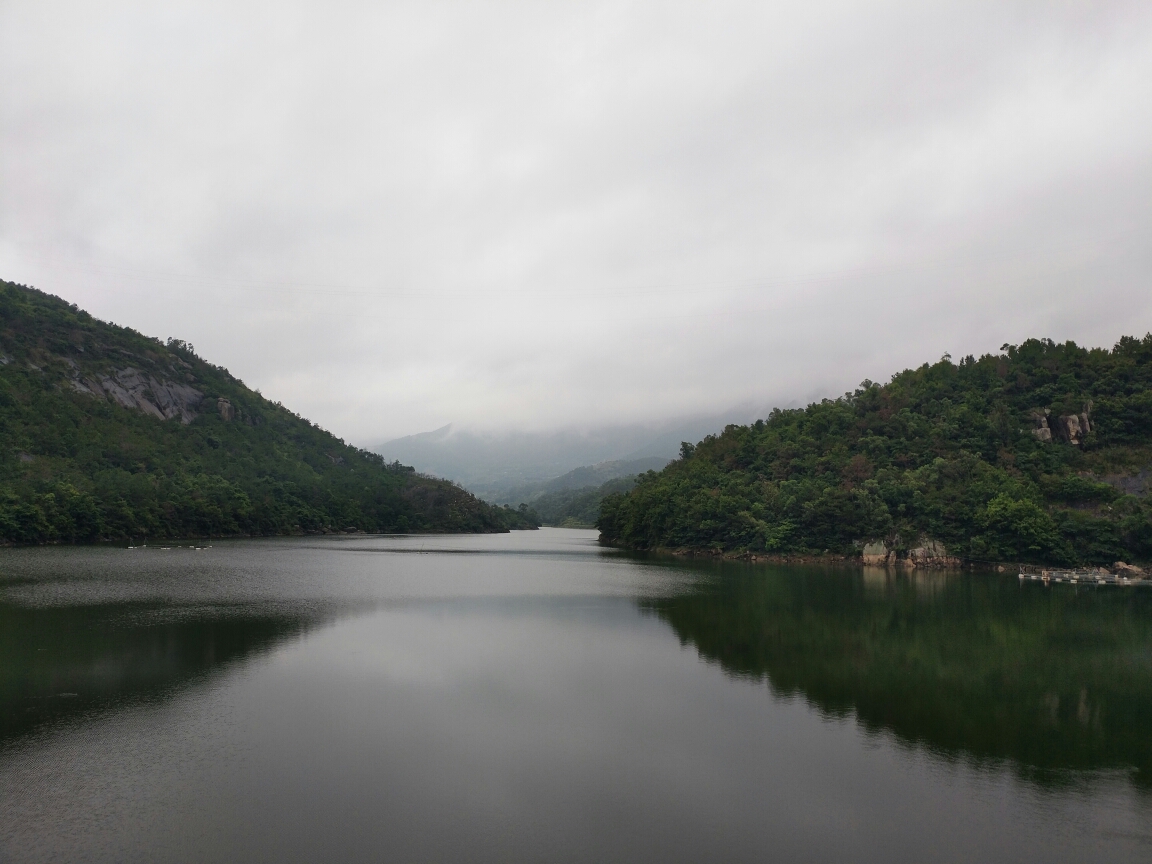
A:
862;541;891;565
1098;469;1150;497
218;398;235;421
1054;413;1084;444
1115;561;1146;575
907;539;961;568
1035;402;1092;445
861;537;959;568
1031;410;1052;442
71;366;202;424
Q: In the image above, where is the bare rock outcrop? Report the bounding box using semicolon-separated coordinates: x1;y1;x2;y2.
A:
1031;410;1052;442
1034;402;1092;445
1097;469;1150;498
218;398;235;421
71;366;203;424
1054;413;1086;444
862;541;891;565
907;539;961;568
1115;561;1145;576
861;537;959;568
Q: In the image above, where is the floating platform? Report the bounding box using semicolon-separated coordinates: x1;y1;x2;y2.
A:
1019;568;1149;586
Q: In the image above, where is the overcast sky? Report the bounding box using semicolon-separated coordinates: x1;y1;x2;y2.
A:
2;1;1150;444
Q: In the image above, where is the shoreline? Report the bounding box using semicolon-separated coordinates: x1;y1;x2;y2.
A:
598;540;1072;572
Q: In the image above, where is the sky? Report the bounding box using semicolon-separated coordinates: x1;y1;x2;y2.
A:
2;0;1151;446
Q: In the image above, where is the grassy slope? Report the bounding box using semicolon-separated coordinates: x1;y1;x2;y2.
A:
0;280;535;541
599;337;1152;565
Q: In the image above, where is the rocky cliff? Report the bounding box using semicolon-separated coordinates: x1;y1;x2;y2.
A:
69;366;203;423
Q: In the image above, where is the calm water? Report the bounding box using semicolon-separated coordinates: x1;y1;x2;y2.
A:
2;529;1151;862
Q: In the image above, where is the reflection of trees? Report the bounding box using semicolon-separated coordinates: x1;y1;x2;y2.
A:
643;563;1152;784
0;603;322;745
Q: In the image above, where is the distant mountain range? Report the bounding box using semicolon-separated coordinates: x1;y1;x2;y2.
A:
372;412;758;499
529;474;647;528
493;457;669;507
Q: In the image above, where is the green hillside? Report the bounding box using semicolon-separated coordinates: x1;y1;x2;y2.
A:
599;337;1152;566
532;475;640;528
490;457;668;507
0;280;537;542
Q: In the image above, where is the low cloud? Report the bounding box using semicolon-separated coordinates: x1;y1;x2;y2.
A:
3;0;1150;443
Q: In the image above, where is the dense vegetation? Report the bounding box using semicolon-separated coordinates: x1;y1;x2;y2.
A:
600;338;1152;565
0;280;537;542
490;456;667;507
645;562;1152;783
531;475;639;527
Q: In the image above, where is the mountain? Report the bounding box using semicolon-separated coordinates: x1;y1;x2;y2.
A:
490;457;669;506
485;457;669;529
0;280;536;542
531;475;644;528
373;415;751;498
599;337;1152;567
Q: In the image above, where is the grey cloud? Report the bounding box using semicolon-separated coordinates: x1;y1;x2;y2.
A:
2;0;1150;443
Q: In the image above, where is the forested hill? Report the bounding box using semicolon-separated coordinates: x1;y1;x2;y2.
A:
531;475;641;528
599;337;1152;566
0;280;536;543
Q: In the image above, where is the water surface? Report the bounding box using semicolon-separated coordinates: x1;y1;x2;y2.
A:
1;530;1150;862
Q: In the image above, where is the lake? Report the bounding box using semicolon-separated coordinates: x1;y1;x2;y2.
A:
2;529;1150;862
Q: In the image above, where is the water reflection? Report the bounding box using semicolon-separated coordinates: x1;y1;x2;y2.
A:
2;537;1150;862
643;562;1152;784
0;602;320;746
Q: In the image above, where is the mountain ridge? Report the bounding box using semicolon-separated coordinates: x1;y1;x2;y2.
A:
0;280;536;542
486;457;669;506
374;414;754;496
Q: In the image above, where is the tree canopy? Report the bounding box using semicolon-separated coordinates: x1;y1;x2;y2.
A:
599;338;1152;565
0;280;537;542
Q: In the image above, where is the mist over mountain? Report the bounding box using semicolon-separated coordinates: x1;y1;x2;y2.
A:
528;474;651;529
372;412;757;498
487;457;670;507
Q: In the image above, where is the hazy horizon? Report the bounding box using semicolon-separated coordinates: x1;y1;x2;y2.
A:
372;411;754;489
3;1;1150;444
